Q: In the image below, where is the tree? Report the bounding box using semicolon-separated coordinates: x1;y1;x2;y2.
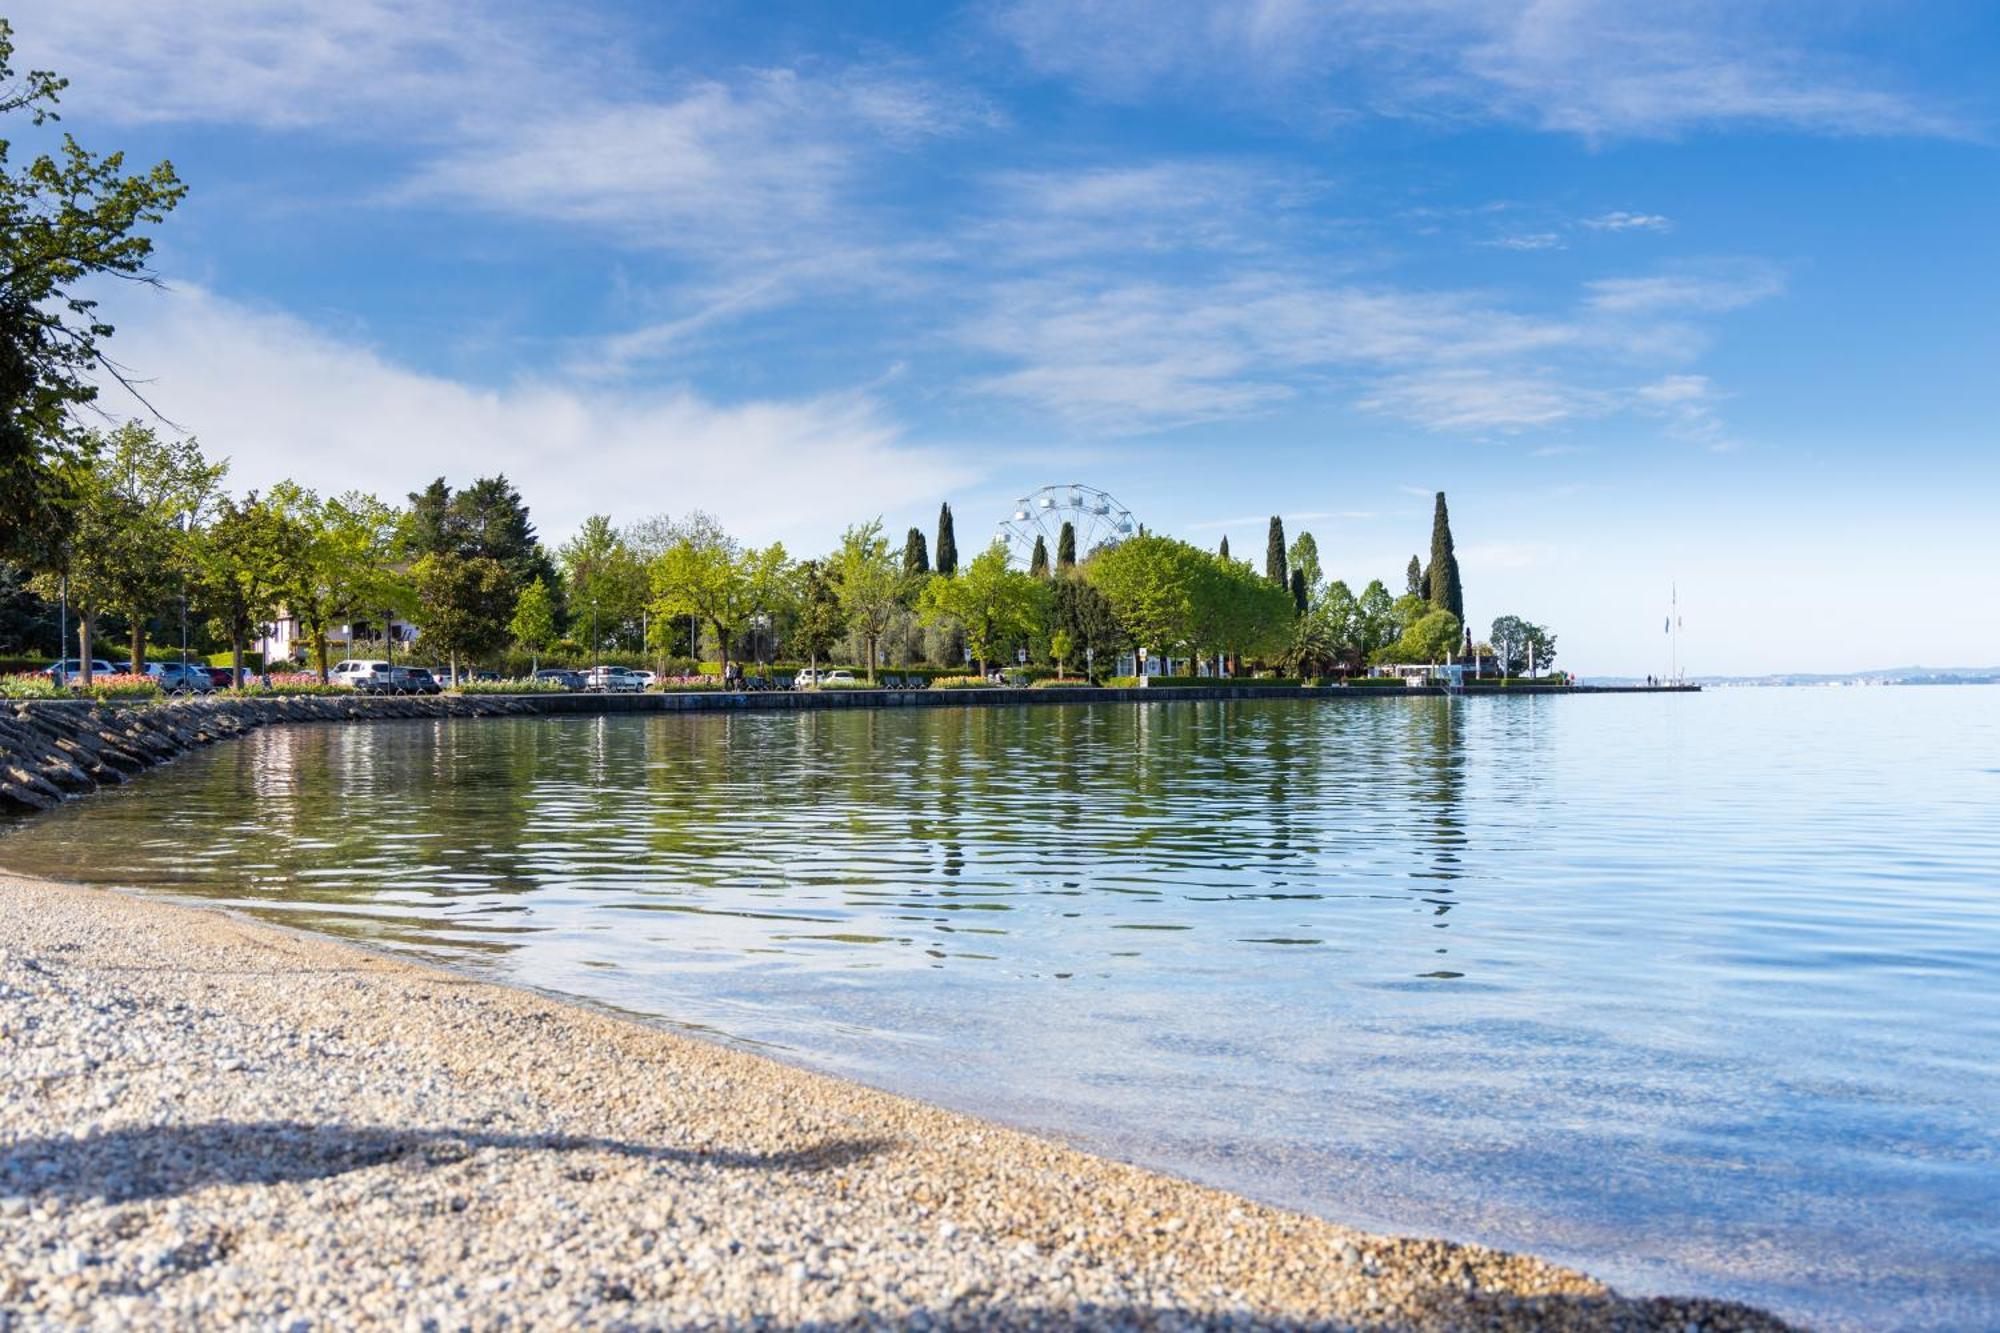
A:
1385;608;1462;665
196;490;292;684
1218;535;1230;561
790;559;845;679
902;526;930;577
1265;516;1287;586
919;540;1048;676
558;514;645;653
1490;615;1557;676
1051;573;1126;679
26;422;223;679
404;476;544;678
1288;567;1308;615
647;512;788;672
934;502;958;577
1056;521;1077;571
1193;553;1293;671
1086;533;1199;667
830;519;905;683
267;484;406;681
1;22;187;567
1427;491;1464;624
1050;628;1074;679
1356;579;1397;663
1029;534;1050;579
509;576;556;673
1287;532;1321;601
1406;555;1424;597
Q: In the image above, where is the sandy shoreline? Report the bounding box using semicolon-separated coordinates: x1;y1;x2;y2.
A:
1;875;1793;1330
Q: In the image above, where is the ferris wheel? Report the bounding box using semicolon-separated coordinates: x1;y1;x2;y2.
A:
995;484;1138;566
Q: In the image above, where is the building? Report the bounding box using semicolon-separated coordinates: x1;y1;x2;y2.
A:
255;612;417;666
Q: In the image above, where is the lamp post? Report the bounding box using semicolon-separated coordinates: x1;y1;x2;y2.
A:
179;511;193;669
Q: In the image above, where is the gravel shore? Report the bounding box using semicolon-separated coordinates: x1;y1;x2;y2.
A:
0;875;1795;1331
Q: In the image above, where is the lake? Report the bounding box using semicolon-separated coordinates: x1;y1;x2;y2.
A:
3;690;1994;1329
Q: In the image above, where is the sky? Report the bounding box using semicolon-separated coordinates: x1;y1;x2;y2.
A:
12;0;1999;675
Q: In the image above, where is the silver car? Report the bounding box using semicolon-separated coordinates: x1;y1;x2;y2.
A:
143;662;216;694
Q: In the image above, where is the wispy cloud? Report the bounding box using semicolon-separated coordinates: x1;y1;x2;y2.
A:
1359;369;1596;432
1584;211;1674;232
1482;232;1565;251
989;0;1962;139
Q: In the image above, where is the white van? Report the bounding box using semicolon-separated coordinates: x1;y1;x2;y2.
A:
329;660;393;689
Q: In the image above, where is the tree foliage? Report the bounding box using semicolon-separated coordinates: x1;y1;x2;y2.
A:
1490;614;1557;675
919;540;1048;675
1264;516;1287;585
1;22;187;565
508;576;557;670
196;490;292;680
933;502;958;577
830;518;905;682
1056;521;1076;571
1427;491;1464;624
1287;531;1321;601
902;526;929;577
1029;533;1049;579
647;511;788;669
1406;555;1424;597
789;559;846;673
558;513;645;648
267;483;406;680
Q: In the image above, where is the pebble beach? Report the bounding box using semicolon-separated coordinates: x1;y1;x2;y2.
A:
0;874;1795;1330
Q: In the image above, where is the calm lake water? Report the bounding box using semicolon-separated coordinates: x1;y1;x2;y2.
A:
4;690;1995;1328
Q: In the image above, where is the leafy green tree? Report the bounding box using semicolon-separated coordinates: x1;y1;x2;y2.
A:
789;559;846;678
412;549;512;676
509;576;557;672
831;519;907;682
1406;555;1424;596
558;514;645;651
1490;615;1557;676
1289;568;1307;615
934;502;958;577
1384;608;1462;665
919;540;1049;675
1050;628;1074;678
404;476;544;677
1029;534;1050;579
902;526;930;577
0;23;187;567
1056;521;1077;571
1356;579;1397;663
1194;553;1293;670
1218;535;1230;561
268;484;406;681
1050;573;1125;679
1287;531;1321;600
647;512;789;671
1086;533;1198;666
1318;580;1360;671
95;422;225;672
1265;516;1287;585
197;490;293;683
1427;491;1464;623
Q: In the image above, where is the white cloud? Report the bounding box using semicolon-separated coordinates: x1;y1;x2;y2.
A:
95;286;977;549
1583;211;1673;232
1635;372;1731;447
1482;232;1565;251
1358;369;1593;432
990;0;1959;139
1585;265;1783;314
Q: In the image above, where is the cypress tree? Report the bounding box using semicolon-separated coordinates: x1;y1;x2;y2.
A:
1029;534;1050;578
1218;535;1230;561
1289;567;1308;615
1406;554;1424;596
1428;491;1464;624
902;526;929;576
1265;516;1287;585
1057;521;1076;571
935;503;958;577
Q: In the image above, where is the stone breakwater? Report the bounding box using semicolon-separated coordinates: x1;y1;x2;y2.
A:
0;695;539;814
0;878;1796;1331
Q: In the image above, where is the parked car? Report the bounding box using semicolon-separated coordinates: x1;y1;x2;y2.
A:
627;670;657;688
143;662;216;694
398;667;443;695
42;658;117;686
583;665;643;693
532;668;586;691
819;670;856;686
205;665;245;688
793;668;821;689
330;659;393;690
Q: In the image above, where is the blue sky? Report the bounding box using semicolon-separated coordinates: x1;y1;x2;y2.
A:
15;0;1999;674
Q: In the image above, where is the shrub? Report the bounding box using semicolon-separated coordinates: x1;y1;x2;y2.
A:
0;672;62;699
1344;676;1410;687
450;678;569;695
1031;677;1093;688
79;673;163;700
929;675;997;689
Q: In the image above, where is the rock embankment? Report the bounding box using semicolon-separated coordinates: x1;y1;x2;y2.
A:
0;696;539;814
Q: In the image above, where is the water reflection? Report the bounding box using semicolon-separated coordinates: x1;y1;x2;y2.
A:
4;693;1997;1330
